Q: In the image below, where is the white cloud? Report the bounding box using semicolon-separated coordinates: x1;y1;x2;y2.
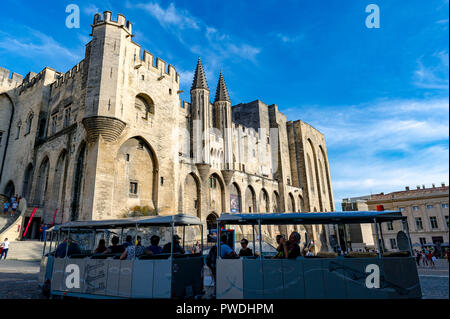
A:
275;33;303;43
0;29;82;65
413;51;449;90
177;69;194;87
129;1;261;83
284;97;449;209
84;4;99;16
135;2;199;30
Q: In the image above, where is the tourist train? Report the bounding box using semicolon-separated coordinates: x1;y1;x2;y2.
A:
39;210;421;299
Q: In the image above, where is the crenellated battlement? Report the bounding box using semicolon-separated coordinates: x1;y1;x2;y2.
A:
0;67;23;90
92;11;133;35
139;50;179;83
15;67;60;95
90;11;180;84
52;60;85;89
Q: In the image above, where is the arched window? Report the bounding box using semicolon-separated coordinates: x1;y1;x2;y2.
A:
22;164;33;200
319;160;326;195
273;191;280;212
245;185;256;213
34;157;50;206
307;154;314;194
71;143;86;221
26;112;34;134
260;188;270;213
135;94;154;120
184;173;200;218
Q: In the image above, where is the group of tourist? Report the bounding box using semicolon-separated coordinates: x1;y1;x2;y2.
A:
414;249;442;268
55;234;193;260
2;194;20;216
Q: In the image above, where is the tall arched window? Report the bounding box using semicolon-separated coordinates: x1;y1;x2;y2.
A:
259;188;270;213
307;154;314;194
71;143;86;221
26;112;34;134
34;157;50;206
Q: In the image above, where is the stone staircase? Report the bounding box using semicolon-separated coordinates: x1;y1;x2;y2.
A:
0;196;29;241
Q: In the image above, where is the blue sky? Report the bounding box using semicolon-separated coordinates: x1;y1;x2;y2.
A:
0;0;448;209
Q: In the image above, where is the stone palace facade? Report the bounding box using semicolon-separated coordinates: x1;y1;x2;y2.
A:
0;12;335;244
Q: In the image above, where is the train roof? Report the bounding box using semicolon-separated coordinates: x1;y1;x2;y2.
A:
217;211;405;225
48;214;202;230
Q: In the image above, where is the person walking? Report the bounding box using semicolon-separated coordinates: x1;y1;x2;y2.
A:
427;250;433;268
3;201;9;216
11;200;18;216
39;224;44;242
0;238;10;260
430;251;436;268
421;251;428;266
414;250;421;266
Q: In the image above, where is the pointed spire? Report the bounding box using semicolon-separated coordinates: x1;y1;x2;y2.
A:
191;57;209;91
214;71;230;102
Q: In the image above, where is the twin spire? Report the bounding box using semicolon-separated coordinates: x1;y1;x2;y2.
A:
191;57;230;103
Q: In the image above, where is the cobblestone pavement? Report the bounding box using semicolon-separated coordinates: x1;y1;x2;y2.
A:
0;260;44;299
0;260;448;299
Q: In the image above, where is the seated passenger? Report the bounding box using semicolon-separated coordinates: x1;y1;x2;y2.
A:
120;236;145;260
145;235;163;255
162;235;185;254
104;236;125;254
55;238;81;258
94;239;107;254
238;238;253;257
279;231;301;259
191;241;201;254
122;235;133;249
219;234;238;259
273;235;285;259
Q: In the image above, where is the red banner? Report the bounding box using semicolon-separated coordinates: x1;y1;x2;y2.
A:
51;209;58;226
23;207;37;238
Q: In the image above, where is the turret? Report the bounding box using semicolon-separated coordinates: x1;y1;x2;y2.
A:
190;57;211;172
213;72;233;174
82;11;132;142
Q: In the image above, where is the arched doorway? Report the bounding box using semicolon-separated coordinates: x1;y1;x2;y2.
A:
230;182;241;213
184;173;200;217
22;164;33;200
259;188;270;213
3;180;14;198
244;185;256;213
206;212;218;231
71;143;86;221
